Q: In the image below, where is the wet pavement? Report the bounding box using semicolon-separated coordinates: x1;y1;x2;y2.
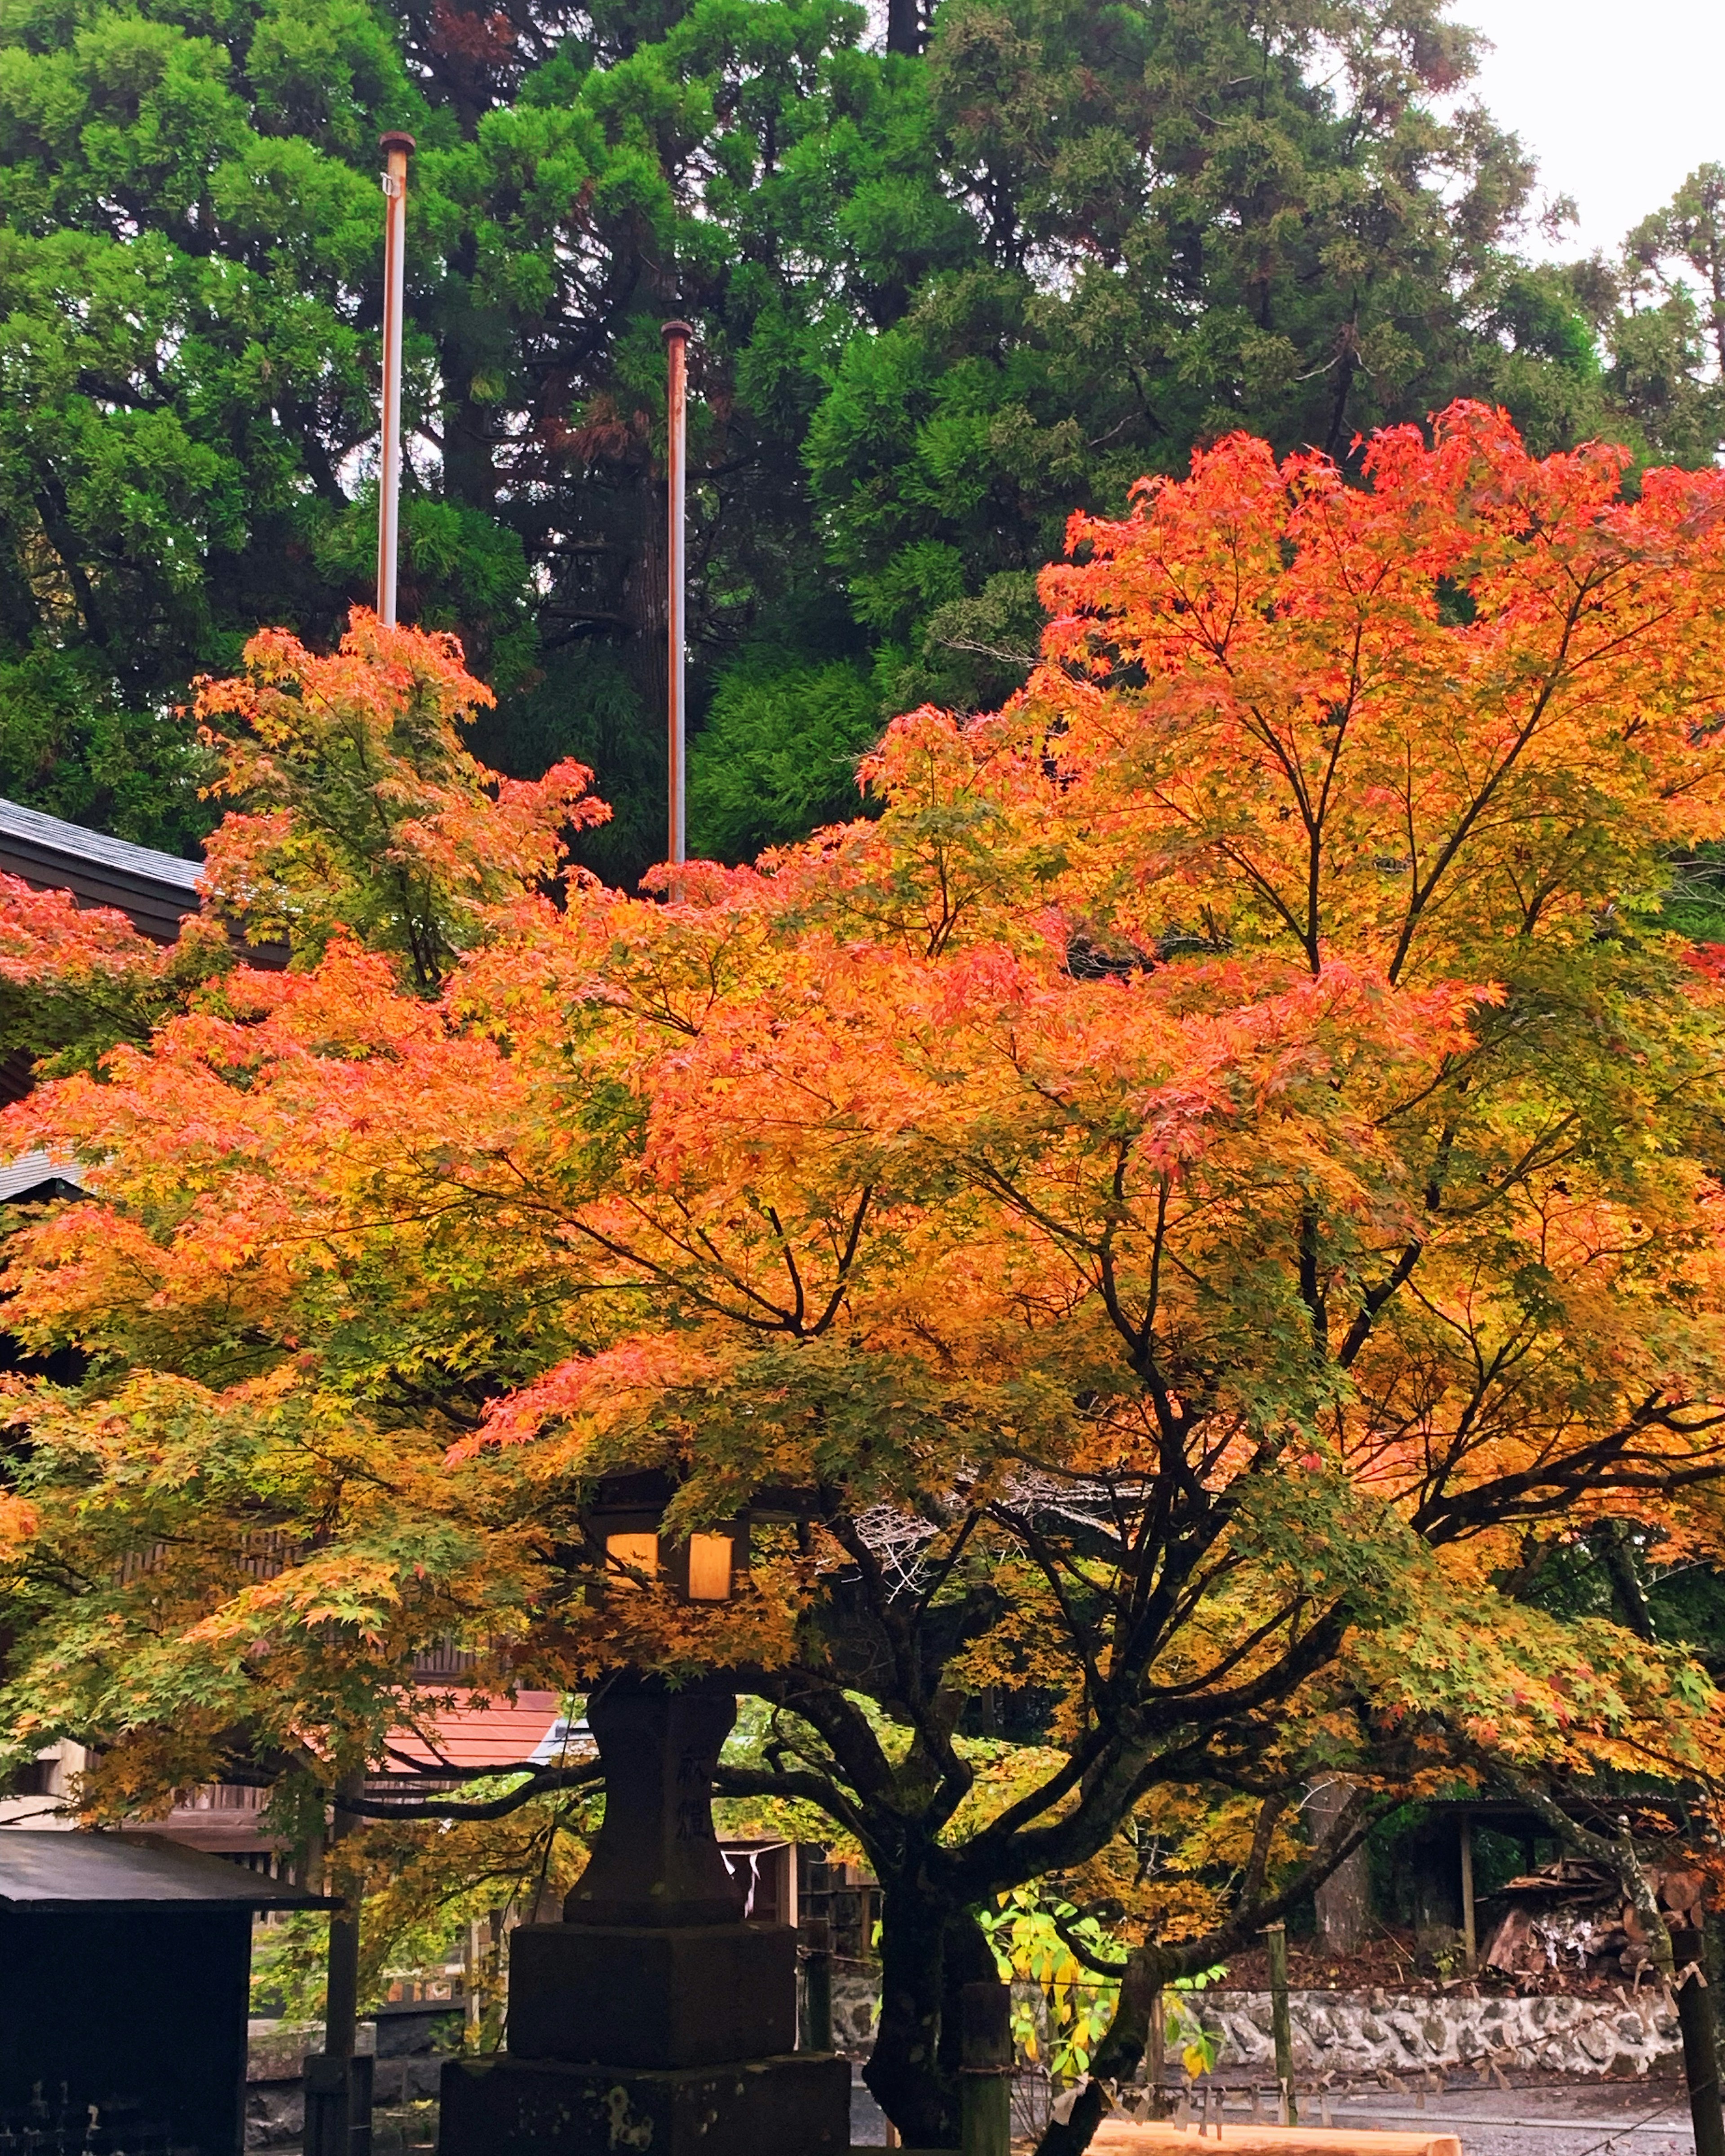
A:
1324;2080;1695;2156
849;2071;1707;2156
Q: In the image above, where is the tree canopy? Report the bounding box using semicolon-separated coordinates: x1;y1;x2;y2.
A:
8;407;1725;2143
0;0;1718;867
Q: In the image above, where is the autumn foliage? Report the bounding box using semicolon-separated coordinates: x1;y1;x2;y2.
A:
9;409;1725;2138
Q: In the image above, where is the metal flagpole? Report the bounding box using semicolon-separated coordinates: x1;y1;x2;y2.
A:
377;131;415;627
662;319;692;882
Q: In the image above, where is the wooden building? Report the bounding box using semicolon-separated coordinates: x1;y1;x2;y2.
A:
0;1832;325;2153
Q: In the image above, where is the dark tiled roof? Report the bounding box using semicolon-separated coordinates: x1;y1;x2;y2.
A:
0;1149;86;1204
0;1831;327;1908
0;798;203;944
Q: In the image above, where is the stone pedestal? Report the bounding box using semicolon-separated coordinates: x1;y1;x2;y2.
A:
438;1676;849;2156
509;1919;797;2066
441;2052;851;2156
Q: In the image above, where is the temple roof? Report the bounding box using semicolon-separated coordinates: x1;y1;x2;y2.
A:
0;1831;328;1909
0;797;203;944
382;1691;587;1781
0;1149;86;1204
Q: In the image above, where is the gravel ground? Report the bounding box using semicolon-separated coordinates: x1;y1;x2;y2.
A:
850;2071;1708;2156
1325;2080;1696;2156
850;2069;892;2144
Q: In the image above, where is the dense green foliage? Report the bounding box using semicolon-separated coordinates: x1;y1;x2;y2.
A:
0;0;1719;863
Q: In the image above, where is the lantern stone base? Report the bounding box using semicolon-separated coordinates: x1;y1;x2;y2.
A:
437;1676;849;2156
438;2050;852;2156
507;1919;797;2067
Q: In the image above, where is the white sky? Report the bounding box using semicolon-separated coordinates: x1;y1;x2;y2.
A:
1460;0;1724;260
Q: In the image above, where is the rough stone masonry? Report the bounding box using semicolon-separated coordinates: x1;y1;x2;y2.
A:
1188;1990;1680;2081
825;1973;1682;2081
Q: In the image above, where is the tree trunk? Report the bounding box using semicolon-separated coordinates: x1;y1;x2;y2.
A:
1703;1908;1725;2080
443;389;497;516
1033;1948;1162;2156
1309;1780;1371;1955
1514;1786;1717;2156
619;470;669;749
865;1889;979;2148
1594;1522;1657;1640
1322;325;1359;463
439;234;499;517
885;0;921;53
1674;1925;1725;2156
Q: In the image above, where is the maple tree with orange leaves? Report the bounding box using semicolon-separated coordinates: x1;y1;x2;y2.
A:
9;407;1725;2144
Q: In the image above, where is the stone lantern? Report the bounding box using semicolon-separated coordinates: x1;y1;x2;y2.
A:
438;1479;849;2156
584;1467;749;1605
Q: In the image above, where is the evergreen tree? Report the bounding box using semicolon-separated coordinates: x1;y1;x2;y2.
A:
0;0;1703;868
1606;164;1725;468
799;0;1631;721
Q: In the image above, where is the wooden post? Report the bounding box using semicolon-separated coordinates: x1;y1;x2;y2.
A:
801;1913;834;2051
324;1768;365;2061
304;2057;372;2156
1265;1922;1296;2125
463;1917;482;2037
1460;1815;1477;1972
960;1979;1013;2156
1675;1926;1725;2156
305;1769;371;2156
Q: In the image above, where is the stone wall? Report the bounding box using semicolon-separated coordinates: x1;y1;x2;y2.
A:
247;1975;1680;2135
824;1975;1682;2081
832;1967;882;2053
1179;1990;1679;2082
246;2014;456;2147
246;2023;336;2148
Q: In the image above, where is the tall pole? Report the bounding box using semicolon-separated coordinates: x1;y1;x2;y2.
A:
662;320;692;881
377;132;415;628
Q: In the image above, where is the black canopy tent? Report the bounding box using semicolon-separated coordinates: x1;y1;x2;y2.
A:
0;1833;329;2155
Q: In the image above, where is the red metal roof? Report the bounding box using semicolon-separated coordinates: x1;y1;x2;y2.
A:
118;1692;586;1860
383;1692;585;1778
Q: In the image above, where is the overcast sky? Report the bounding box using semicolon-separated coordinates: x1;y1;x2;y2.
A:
1460;0;1724;260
